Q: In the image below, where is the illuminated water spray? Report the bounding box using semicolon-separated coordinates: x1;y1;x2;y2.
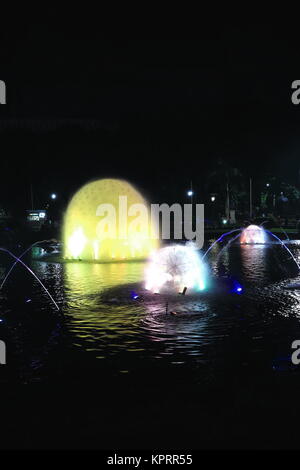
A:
240;225;266;244
64;179;159;261
202;228;242;260
0;248;59;310
264;229;300;271
0;239;54;290
145;245;206;294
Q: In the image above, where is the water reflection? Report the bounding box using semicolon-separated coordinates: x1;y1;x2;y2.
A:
56;243;300;371
62;262;145;361
213;242;300;286
240;244;267;283
3;242;300;382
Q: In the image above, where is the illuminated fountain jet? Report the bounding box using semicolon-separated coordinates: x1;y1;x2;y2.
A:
63;178;159;261
145;245;206;294
240;225;266;244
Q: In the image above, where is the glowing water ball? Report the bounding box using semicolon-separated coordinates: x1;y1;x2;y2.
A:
145;244;206;294
64;179;159;261
240;225;266;244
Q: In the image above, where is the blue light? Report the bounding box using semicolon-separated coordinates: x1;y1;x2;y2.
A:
230;279;243;294
234;285;243;294
130;291;139;300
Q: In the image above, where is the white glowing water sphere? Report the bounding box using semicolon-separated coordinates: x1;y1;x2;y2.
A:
145;245;206;294
240;225;266;244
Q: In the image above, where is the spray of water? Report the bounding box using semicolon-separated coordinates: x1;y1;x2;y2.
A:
281;229;290;242
215;231;244;264
202;229;243;261
0;247;60;311
264;229;300;271
0;240;53;290
260;221;290;241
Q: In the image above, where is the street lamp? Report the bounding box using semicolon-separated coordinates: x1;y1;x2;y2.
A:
187;188;194;207
211;196;216;202
51;193;57;200
187;181;194;206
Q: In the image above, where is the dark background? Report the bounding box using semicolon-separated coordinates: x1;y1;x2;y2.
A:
1;23;300;216
2;22;300;455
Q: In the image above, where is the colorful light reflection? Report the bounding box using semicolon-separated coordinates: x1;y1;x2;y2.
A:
145;245;206;294
240;225;266;244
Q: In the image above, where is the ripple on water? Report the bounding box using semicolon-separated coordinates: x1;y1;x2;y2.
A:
2;244;300;381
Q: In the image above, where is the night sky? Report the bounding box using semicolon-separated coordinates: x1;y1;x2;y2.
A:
1;24;300;215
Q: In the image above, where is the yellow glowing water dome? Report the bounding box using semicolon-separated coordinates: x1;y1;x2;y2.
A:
63;179;159;261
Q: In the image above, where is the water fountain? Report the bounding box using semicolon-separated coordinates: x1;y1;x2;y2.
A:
145;244;207;294
201;224;300;294
0;239;56;290
202;228;243;260
63;178;158;261
239;225;300;271
240;225;266;244
0;247;59;310
0;178;160;318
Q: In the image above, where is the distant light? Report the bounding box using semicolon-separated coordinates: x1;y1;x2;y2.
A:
211;196;216;202
187;190;193;197
51;193;57;200
26;299;32;303
237;287;242;293
223;219;228;224
39;212;46;219
266;183;270;187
